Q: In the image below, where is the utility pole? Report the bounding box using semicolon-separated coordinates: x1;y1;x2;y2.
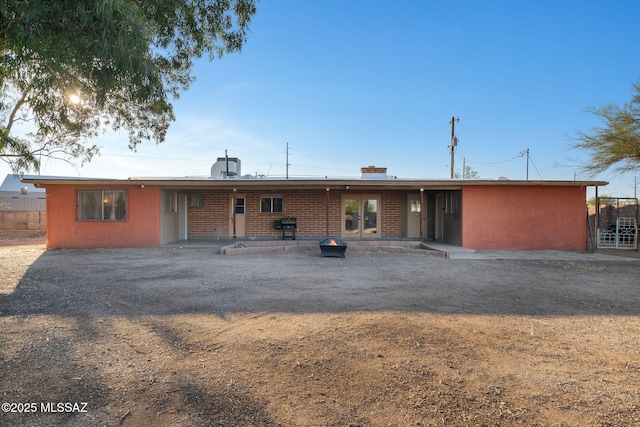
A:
449;116;459;179
285;142;290;180
525;148;530;181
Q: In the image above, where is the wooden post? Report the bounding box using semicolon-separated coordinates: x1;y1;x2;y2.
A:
232;189;237;244
420;188;425;243
325;188;330;237
449;117;458;179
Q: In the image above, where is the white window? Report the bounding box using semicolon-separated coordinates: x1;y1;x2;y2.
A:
165;191;178;213
78;189;127;221
190;193;204;208
261;196;283;213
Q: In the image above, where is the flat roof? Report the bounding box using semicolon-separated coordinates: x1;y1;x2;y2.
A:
21;174;608;191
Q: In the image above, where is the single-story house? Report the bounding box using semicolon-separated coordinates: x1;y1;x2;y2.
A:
22;159;607;250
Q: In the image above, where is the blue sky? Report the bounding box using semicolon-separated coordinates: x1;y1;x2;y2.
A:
3;0;640;198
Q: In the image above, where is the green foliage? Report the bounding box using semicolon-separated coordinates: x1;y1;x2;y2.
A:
573;81;640;176
0;0;257;172
454;165;480;179
587;195;616;206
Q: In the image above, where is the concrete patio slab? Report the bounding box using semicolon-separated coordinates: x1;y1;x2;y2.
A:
448;249;640;261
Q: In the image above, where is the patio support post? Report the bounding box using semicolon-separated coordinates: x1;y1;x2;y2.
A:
420;188;424;243
325;187;330;238
232;188;237;244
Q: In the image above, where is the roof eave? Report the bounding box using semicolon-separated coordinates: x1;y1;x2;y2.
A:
21;175;609;190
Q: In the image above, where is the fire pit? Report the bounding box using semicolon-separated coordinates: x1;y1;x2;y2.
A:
319;238;348;258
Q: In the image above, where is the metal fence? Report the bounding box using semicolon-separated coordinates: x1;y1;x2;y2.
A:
595;198;639;250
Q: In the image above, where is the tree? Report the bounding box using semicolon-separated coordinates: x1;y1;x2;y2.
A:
573;81;640;176
587;195;616;206
454;165;480;179
0;0;257;173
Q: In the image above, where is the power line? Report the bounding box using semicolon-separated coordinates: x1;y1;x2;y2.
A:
461;151;525;165
457;149;544;180
528;154;544;180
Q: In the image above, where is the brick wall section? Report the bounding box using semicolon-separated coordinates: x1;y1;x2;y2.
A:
188;189;407;239
380;192;403;238
188;191;230;238
328;192;343;236
360;166;387;174
244;190;335;239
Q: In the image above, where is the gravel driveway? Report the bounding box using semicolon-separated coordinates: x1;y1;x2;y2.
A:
1;243;639;426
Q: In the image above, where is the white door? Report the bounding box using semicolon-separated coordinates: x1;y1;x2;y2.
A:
407;195;421;238
229;194;246;238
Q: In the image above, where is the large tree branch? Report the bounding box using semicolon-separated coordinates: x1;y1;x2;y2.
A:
5;90;28;138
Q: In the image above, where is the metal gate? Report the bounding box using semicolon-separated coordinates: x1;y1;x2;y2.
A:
596;198;639;250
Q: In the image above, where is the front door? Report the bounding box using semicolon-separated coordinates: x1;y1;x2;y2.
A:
342;196;380;238
229;194;246;238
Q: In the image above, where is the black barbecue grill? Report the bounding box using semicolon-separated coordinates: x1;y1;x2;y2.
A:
277;217;296;240
319;237;348;258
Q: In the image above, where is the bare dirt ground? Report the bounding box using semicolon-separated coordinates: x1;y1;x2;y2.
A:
1;232;640;427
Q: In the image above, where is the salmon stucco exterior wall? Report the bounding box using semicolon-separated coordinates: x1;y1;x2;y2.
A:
461;185;588;250
44;185;161;249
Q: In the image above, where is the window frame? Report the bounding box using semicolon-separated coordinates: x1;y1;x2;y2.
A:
165;191;178;213
190;193;204;208
235;197;245;214
77;189;128;222
260;195;283;213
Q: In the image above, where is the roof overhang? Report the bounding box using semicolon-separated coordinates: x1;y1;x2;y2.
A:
21;175;609;191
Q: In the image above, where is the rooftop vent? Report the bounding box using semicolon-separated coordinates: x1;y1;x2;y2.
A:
211;157;241;179
359;165;388;180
